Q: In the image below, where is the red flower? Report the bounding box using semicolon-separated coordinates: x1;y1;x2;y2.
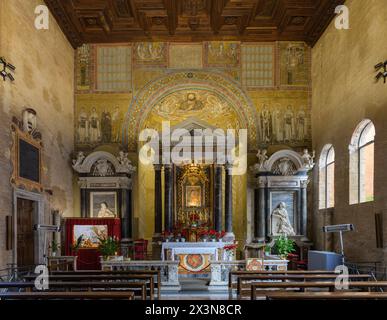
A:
223;244;237;251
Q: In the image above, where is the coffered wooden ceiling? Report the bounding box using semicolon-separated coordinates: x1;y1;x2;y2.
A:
45;0;344;48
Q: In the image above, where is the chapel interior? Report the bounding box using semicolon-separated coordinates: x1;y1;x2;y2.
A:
0;0;387;301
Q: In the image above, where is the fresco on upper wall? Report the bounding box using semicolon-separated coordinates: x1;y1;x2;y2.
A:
76;44;92;91
75;94;131;150
133;42;167;66
249;90;311;147
142;89;241;132
279;42;310;87
205;42;240;67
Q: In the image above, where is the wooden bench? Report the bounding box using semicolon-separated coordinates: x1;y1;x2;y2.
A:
24;274;155;300
0;291;134;300
0;281;147;300
265;291;387;300
229;270;338;289
236;274;372;298
51;270;161;299
251;281;387;300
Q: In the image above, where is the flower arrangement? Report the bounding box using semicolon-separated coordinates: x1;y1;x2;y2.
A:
223;244;238;261
208;229;218;240
217;231;226;240
98;236;120;259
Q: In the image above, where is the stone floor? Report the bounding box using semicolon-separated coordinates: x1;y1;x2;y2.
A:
160;278;230;300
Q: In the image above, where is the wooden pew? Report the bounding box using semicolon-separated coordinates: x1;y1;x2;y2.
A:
50;270;161;299
24;274;155;300
265;291;387;300
236;274;371;299
0;281;147;300
229;270;337;289
250;281;387;300
0;291;134;300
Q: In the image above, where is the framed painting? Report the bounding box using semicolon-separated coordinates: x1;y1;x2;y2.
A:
90;191;117;218
73;225;108;249
185;186;202;208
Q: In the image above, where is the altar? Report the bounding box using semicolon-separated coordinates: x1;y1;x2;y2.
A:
161;241;234;274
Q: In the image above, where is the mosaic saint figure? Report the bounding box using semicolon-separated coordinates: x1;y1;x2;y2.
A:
296;109;307;141
101;110;112;143
260;104;271;143
111;106;123;143
284;105;294;142
77;107;89;143
89;107;100;143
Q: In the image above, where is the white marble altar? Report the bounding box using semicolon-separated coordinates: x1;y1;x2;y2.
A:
161;241;233;261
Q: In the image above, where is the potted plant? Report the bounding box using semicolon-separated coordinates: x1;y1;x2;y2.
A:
217;231;226;242
71;235;83;255
98;236;120;261
49;240;60;257
199;230;209;242
273;235;295;259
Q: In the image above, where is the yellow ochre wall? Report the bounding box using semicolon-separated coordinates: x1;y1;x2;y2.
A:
74;41;311;246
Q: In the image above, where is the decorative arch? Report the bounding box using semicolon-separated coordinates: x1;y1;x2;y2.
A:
266;149;304;172
123;71;258;152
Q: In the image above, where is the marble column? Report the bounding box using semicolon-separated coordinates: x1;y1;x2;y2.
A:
300;180;308;237
224;164;234;240
154;165;163;236
80;188;87;218
121;189;132;239
213;165;223;232
164;165;173;232
254;178;266;242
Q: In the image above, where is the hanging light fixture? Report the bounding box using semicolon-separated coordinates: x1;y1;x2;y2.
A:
0;56;15;82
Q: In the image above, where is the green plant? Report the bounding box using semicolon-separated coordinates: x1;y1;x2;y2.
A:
71;235;83;254
50;240;60;253
274;235;295;258
98;236;119;259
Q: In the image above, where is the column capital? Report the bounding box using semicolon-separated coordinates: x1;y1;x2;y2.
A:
224;162;234;174
300;179;309;188
153;164;163;171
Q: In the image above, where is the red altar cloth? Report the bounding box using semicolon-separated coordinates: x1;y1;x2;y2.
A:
65;218;121;270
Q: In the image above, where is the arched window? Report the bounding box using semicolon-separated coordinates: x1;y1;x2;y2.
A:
349;120;375;204
319;144;335;209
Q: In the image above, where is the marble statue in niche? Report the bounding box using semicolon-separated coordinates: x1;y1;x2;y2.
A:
271;202;295;236
97;202;116;218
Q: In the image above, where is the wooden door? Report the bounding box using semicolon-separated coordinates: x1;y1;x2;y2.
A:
17;198;36;267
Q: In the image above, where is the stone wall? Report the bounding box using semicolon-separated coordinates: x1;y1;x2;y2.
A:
0;0;74;269
311;0;387;263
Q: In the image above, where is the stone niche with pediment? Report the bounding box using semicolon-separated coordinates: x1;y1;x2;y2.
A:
250;149;315;247
72;150;136;239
